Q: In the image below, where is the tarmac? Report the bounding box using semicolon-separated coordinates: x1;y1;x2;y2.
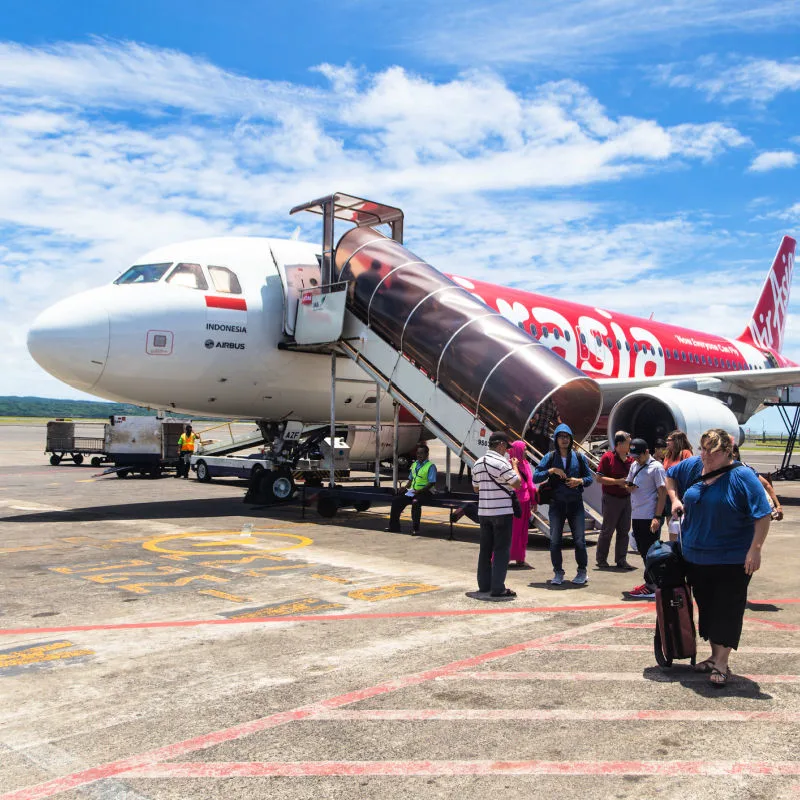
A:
0;423;798;800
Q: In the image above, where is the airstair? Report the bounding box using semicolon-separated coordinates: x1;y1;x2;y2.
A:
284;193;605;529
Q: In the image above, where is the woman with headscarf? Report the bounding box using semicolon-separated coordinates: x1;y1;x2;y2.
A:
508;440;538;567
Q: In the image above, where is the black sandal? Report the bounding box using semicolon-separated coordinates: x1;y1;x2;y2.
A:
709;666;731;687
490;588;517;598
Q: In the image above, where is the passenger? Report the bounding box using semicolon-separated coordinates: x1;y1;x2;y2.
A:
595;431;635;570
508;440;538;567
533;424;594;585
666;428;772;687
386;444;437;535
653;437;667;462
732;444;783;521
471;432;521;599
662;430;693;537
176;424;198;479
622;439;667;600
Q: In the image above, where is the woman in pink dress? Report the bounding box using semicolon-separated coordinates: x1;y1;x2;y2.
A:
509;440;538;566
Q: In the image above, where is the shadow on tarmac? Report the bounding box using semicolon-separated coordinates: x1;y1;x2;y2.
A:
642;666;772;699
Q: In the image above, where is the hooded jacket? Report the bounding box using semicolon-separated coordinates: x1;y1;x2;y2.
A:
532;423;594;503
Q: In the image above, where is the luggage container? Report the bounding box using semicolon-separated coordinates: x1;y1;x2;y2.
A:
105;416;189;478
45;420;108;466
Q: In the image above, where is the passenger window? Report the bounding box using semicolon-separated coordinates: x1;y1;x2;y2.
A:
658;347;663;357
701;355;706;365
531;324;539;337
605;337;612;349
209;265;242;294
542;326;550;338
616;339;621;350
579;333;586;344
633;343;639;353
625;341;630;352
166;263;208;290
681;351;686;361
114;263;172;284
564;330;571;342
553;329;560;340
665;349;670;359
594;335;601;346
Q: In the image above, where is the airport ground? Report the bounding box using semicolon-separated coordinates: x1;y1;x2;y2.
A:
0;423;798;799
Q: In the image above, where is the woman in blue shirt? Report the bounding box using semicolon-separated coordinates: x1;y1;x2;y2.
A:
666;429;772;687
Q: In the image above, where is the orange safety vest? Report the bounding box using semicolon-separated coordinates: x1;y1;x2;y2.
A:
178;432;198;452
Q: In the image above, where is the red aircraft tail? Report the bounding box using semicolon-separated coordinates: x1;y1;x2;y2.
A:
737;235;796;354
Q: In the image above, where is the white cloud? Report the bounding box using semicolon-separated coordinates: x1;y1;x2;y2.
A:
407;0;800;68
0;40;763;397
749;150;798;173
661;57;800;104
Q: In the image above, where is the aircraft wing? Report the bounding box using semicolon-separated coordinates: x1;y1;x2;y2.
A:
598;366;800;412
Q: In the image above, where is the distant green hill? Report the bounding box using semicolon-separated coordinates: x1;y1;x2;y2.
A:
0;396;162;419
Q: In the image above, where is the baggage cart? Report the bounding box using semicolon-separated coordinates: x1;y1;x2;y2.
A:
45;420;108;466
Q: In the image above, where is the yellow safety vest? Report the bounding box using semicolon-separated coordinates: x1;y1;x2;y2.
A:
410;460;433;491
178;433;198;452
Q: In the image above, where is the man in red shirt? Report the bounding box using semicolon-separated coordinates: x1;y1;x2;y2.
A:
595;431;636;570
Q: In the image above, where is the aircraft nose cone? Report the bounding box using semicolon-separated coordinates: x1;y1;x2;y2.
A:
27;290;110;391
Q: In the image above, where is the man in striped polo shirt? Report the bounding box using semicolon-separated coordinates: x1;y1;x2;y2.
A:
472;432;521;600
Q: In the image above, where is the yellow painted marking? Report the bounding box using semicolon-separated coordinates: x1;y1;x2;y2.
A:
197;554;286;567
243;564;308;576
0;641;94;669
198;589;251;603
231;597;344;619
347;582;440;602
84;566;187;584
159;554;190;561
118;574;229;595
0;544;61;554
310;574;352;584
50;560;152;575
142;530;312;557
76;479;97;483
60;537;96;543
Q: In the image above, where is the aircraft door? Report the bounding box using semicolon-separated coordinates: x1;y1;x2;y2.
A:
281;263;322;336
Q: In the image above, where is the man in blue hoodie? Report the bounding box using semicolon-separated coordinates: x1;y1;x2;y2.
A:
533;424;594;585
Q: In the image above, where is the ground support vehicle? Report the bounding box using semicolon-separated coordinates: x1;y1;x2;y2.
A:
104;416;189;478
45;420;108;466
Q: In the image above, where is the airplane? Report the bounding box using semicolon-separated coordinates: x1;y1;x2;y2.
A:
26;192;799;495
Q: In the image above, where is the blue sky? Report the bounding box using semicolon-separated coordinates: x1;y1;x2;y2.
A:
1;0;799;431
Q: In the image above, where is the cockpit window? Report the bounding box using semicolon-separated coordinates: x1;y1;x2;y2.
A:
114;263;172;284
165;263;208;290
208;265;242;294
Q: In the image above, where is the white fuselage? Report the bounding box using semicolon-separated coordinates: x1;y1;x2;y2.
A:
28;237;380;422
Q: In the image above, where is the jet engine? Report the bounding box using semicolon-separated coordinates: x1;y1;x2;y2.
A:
607;388;742;452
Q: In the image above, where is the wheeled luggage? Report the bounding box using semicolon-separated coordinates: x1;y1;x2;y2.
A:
653;584;696;668
645;537;696;668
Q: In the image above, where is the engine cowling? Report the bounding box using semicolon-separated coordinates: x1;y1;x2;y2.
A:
607;388;742;452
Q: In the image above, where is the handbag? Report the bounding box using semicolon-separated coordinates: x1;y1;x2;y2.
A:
486;467;522;518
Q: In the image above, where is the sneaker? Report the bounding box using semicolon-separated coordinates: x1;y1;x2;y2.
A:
616;560;637;571
548;570;565;586
571;569;588;585
623;583;655;599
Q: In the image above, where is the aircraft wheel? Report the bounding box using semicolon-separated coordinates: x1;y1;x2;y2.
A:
72;453;84;465
271;473;295;502
196;460;212;482
50;454;61;466
317;495;338;518
91;457;102;468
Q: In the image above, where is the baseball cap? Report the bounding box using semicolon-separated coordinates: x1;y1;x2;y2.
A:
629;438;649;456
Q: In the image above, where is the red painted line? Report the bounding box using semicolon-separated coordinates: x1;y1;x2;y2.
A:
0;602;651;637
534;644;800;654
121;760;800;778
613;622;655;629
1;610;640;799
746;617;800;632
314;709;800;723
445;671;800;683
205;295;246;311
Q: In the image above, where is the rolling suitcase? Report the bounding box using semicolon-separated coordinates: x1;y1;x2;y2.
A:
645;537;696;669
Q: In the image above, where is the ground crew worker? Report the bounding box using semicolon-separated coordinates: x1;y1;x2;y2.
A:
176;424;198;479
386;444;437;535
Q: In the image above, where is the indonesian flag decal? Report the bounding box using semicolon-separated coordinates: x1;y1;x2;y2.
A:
205;295;247;327
206;296;247;311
